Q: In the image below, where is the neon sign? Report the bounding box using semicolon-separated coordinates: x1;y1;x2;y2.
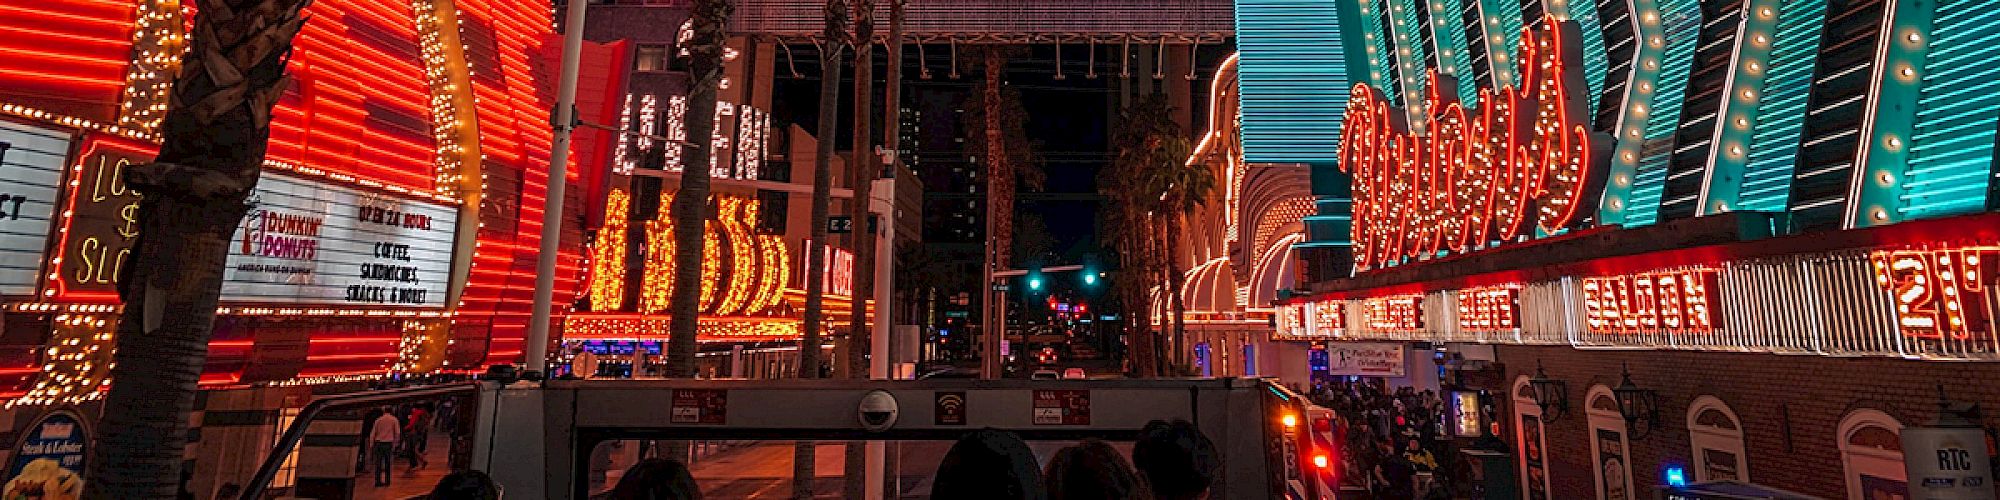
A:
1582;270;1722;333
1338;16;1611;271
1276;301;1347;340
1363;295;1425;331
1276;303;1305;337
1313;300;1346;335
1870;248;1998;340
1458;286;1521;330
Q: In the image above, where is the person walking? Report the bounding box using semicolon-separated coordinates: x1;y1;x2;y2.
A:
371;407;402;487
406;405;432;472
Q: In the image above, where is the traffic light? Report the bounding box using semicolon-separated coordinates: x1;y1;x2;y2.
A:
1083;273;1097;286
1028;276;1043;291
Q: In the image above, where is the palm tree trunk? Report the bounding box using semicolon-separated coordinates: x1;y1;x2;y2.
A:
841;0;875;495
846;0;875;381
796;2;846;496
667;0;733;378
980;48;1007;379
1168;211;1188;373
1156;215;1175;375
85;0;308;496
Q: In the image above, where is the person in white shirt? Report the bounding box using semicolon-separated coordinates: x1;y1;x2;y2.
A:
371;408;401;486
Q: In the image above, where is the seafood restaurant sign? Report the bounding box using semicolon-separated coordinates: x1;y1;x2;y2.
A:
223;172;457;307
1339;17;1613;271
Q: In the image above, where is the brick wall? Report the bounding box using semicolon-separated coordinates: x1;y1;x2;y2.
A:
1491;345;2000;499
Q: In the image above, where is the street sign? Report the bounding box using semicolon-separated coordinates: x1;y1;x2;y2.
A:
670;389;728;424
1032;389;1091;425
992;283;1011;292
827;216;854;234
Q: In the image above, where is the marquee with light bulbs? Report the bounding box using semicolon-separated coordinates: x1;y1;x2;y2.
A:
1267;0;2000;361
1281;0;2000;279
0;0;587;404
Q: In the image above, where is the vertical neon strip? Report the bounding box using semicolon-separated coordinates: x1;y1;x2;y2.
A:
1360;0;1401;101
1698;0;1784;215
1475;0;1527;87
1622;0;1700;226
1390;0;1434;130
1737;0;1827;212
1545;0;1609;112
1236;0;1351;165
1238;0;1355;253
1426;0;1482;105
1849;0;1935;227
1899;0;1999;220
1598;0;1672;224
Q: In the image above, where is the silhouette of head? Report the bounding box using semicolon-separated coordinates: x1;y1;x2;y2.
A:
1044;439;1148;500
426;470;500;500
607;458;700;500
932;429;1046;500
1133;419;1218;500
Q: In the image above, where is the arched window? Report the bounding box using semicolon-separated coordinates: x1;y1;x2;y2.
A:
1687;396;1747;482
1512;376;1554;500
1837;409;1906;500
1586;386;1634;500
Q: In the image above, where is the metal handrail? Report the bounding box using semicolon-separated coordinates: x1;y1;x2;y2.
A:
240;383;479;500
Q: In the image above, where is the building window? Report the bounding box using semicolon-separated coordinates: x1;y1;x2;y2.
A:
1512;376;1554;500
1586;386;1634;500
1687;396;1747;482
1838;409;1906;500
636;45;669;72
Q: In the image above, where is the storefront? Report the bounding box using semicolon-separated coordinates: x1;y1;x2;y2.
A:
1267;0;2000;494
0;0;587;495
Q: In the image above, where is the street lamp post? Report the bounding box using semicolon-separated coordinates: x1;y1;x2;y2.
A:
525;0;591;378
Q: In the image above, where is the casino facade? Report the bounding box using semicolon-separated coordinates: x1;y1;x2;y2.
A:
1237;0;2000;496
0;0;615;494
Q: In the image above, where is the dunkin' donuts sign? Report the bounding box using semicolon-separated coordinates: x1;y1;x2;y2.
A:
1339;16;1613;271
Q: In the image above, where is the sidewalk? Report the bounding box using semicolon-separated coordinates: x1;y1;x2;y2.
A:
350;433;453;500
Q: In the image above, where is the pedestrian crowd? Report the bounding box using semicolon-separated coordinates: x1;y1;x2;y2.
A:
1309;378;1461;499
360;400;457;487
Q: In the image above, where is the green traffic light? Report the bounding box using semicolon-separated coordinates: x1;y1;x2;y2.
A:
1084;274;1097;285
1029;277;1043;290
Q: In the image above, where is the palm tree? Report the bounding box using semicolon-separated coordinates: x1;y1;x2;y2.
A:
1097;207;1159;375
83;0;311;496
795;1;847;496
1145;139;1207;371
666;0;733;378
1102;95;1185;376
840;0;876;495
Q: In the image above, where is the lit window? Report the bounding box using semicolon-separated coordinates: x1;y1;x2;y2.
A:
636;45;670;72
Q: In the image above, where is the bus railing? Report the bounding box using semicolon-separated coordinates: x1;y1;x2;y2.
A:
239;382;479;500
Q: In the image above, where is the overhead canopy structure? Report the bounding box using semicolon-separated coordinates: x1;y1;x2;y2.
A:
729;0;1233;43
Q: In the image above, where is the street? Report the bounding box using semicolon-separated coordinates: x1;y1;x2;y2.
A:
679;440;1126;499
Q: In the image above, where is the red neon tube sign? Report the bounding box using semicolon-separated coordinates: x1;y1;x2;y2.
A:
1338;16;1612;271
1871;247;1998;340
